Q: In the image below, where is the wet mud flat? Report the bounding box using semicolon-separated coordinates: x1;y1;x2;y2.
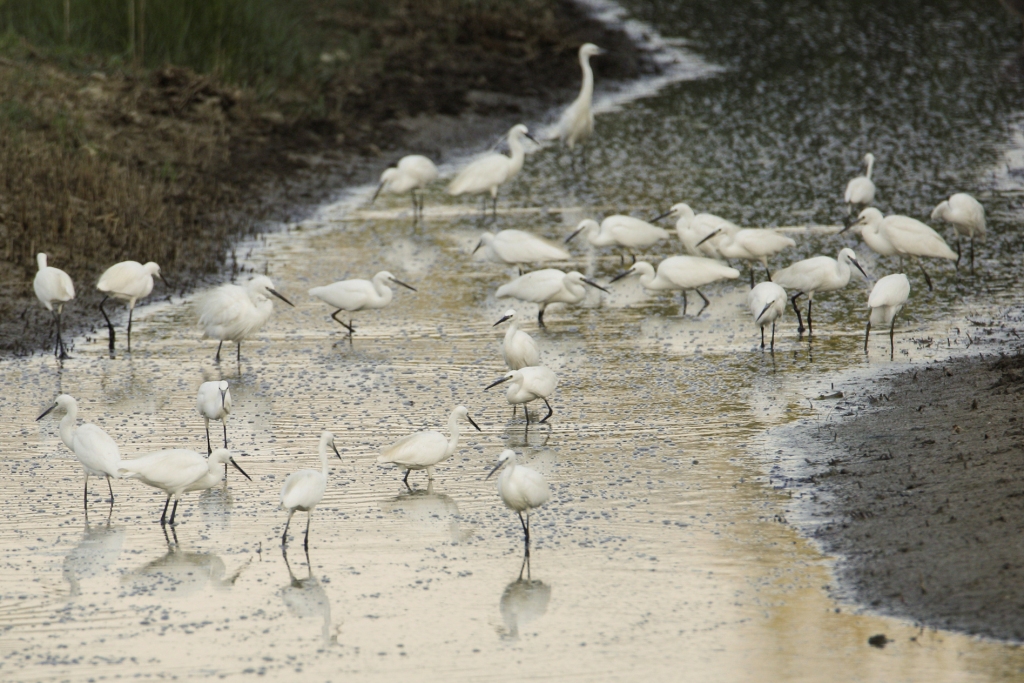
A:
797;345;1024;641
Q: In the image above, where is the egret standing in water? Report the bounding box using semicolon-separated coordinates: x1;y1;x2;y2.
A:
931;193;986;273
565;216;669;264
747;281;787;351
196;380;231;458
372;154;439;222
377;406;481;489
865;273;910;360
485;366;559;424
184;449;251;494
96;260;163;353
198;275;295;362
553;43;605;168
496;269;608;326
846;208;955;291
280;431;341;550
448;124;537;218
771;248;867;336
494;309;540;371
695;226;796;287
33;253;75;359
609;256;740;315
308;271;416;342
473;230;570;266
486;450;550;557
844;153;876;221
37;394;122;509
653;203;736;259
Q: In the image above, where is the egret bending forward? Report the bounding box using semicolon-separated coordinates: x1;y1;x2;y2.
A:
771;248;867;336
33;253;75;359
448;124;537;218
309;271;416;342
653;203;736;259
847;208;955;291
197;380;231;458
377;406;481;489
747;282;787;351
695;227;796;287
486;366;558;425
486;450;550;557
865;273;910;360
609;256;740;315
198;275;295;362
281;431;342;550
473;230;570;265
494;309;540;371
565;216;669;264
97;260;163;353
372;154;438;222
37;394;122;510
931;193;986;273
496;269;608;326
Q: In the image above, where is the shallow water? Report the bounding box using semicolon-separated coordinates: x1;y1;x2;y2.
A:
5;1;1024;681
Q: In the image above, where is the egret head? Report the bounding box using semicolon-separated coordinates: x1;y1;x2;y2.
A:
863;152;875;166
485;449;517;479
36;393;75;421
485;371;518;391
930;200;949;222
756;300;777;323
579;43;605;59
655;202;694;225
565;219;600;243
452;405;482;431
321;430;342;460
841;207;883;234
509;124;538;146
143;262;165;284
372;167;399;203
493;308;517;326
838;248;868;279
249;275;295;307
473;232;496;254
376;270;417;292
210;448;252;481
566;271;610;292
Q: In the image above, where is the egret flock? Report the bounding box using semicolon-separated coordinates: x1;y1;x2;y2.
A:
30;42;984;558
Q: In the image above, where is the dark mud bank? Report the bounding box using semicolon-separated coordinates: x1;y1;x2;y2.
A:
794;350;1024;641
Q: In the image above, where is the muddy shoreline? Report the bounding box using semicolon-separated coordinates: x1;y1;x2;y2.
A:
795;348;1024;642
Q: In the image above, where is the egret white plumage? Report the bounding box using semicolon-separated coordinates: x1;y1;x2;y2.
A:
280;431;341;550
496;268;609;326
198;275;294;362
695;227;796;287
653;203;737;259
118;448;241;525
196;380;231;459
372;155;438;221
494;309;540;371
308;271;416;342
473;230;570;265
565;216;669;263
609;256;740;315
448;124;537;217
485;366;558;424
33;253;75;359
554;43;605;164
865;273;910;359
37;394;121;509
844;153;876;219
747;281;787;351
931;193;986;273
377;406;481;489
771;248;867;335
486;449;550;557
183;448;251;494
96;260;163;353
847;208;956;290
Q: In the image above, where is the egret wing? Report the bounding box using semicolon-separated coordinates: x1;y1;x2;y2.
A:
448;154;509;195
310;280;374;311
494;231;570;262
496;269;566;303
281;469;326;510
378;430;448;468
198;284;249;336
72;423;121;477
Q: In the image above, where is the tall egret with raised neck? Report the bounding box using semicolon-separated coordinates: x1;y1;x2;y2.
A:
653;203;737;259
473;230;570;265
554;43;605;163
96;260;163;353
448;124;537;218
771;248;867;336
281;431;341;550
486;450;550;557
37;394;121;509
372;154;439;222
308;271;416;342
609;256;740;315
485;366;558;424
494;309;540;371
496;269;609;326
748;282;787;351
197;380;231;458
33;253;75;359
931;193;986;273
844;153;876;220
198;275;294;362
695;227;796;286
377;406;481;489
865;273;910;359
847;208;956;291
565;216;669;263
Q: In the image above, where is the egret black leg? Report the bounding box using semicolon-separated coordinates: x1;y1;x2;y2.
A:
106;475;114;503
215;341;223;362
168;499;179;525
540;398;554;423
970;237;976;275
917;259;934;291
770;322;776;352
205;421;212;455
236;342;241;364
524;405;531;426
749;267;755;289
223;421;228;449
537;305;546;328
681;291;688;315
83;473;89;510
304;513;312;551
99;296;115;352
956;237;962;268
330;310;355;334
126;306;133;352
402;469;412;491
807;299;813;336
790;292;805;333
160;496;171;525
518;510;530;557
764;263;772;280
282;509;295;546
760;326;765;349
864;321;871;353
889;317;896;360
695;289;711;316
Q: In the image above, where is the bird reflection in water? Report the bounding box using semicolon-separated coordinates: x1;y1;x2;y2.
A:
121;526;248;596
498;554;551;640
378;480;474;544
62;506;125;597
281;548;339;646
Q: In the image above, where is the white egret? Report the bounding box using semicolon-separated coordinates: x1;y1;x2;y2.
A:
281;431;342;550
554;43;605;164
609;256;740;315
377;406;481;489
931;193;986;273
198;275;295;362
847;208;956;290
308;271;416;342
695;227;796;287
844;153;876;219
183;448;252;494
118;448;240;525
771;248;867;335
865;273;910;359
486;449;550;557
448;124;537;217
473;230;570;265
485;366;558;424
747;282;787;351
33;253;75;359
653;203;736;259
37;394;121;509
196;380;231;458
494;309;540;371
96;260;163;353
565;216;669;263
372;154;439;221
496;268;609;326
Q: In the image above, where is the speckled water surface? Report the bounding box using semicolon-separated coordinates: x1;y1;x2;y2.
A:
6;1;1024;681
